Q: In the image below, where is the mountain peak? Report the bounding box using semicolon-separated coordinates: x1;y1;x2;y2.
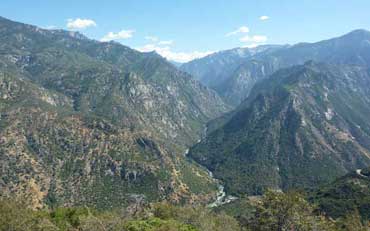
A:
0;15;12;22
347;28;370;35
340;29;370;40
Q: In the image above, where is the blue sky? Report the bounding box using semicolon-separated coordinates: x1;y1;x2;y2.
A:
1;0;370;62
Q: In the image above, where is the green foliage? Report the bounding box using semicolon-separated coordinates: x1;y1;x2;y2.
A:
335;210;368;231
310;169;370;221
2;190;370;231
246;190;336;231
177;159;218;195
153;203;178;220
0;198;57;231
151;202;241;231
213;196;256;227
49;207;90;230
124;218;198;231
0;198;239;231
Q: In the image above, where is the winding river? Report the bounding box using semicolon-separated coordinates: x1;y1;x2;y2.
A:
185;125;238;208
206;169;238;208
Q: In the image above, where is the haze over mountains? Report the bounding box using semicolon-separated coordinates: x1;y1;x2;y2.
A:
1;15;370;229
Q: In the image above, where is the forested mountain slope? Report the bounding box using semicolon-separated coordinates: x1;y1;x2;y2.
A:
0;16;229;209
190;62;370;195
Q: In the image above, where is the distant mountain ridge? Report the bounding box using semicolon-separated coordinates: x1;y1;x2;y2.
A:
180;45;285;95
181;30;370;106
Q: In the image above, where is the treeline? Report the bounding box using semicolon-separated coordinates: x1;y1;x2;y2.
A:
0;190;368;231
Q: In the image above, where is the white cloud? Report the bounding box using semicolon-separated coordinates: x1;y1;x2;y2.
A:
226;26;250;37
158;40;174;45
145;36;173;45
241;43;259;48
240;35;268;43
101;30;135;42
259;16;270;21
66;18;96;30
136;44;213;63
145;36;159;42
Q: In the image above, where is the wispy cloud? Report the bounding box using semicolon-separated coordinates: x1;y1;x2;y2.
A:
226;26;250;37
136;44;213;63
101;30;135;42
158;40;174;45
259;16;270;21
145;36;173;45
66;18;96;30
240;35;268;43
145;36;159;42
241;43;259;48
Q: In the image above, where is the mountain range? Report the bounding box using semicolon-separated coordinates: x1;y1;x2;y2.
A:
181;30;370;106
2;15;370;220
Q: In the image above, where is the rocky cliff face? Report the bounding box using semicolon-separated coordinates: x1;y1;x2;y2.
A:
0;17;227;209
189;62;370;195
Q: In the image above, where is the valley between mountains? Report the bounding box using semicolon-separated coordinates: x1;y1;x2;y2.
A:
1;15;370;230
